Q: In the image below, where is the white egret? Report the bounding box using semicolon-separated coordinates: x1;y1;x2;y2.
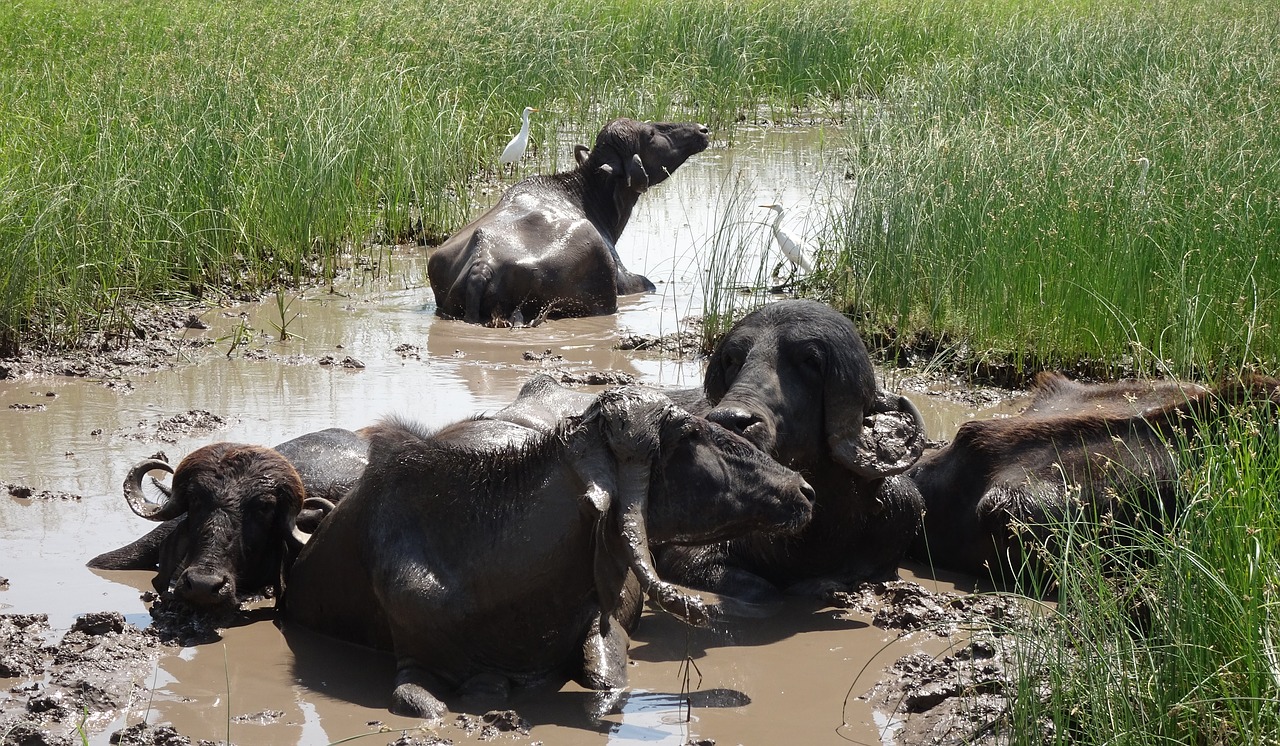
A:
759;202;814;273
499;106;540;166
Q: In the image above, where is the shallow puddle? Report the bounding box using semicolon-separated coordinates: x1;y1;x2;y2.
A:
0;126;1018;744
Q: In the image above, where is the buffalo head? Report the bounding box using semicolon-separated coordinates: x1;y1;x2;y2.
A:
122;443;312;611
584;118;710;194
703;299;926;478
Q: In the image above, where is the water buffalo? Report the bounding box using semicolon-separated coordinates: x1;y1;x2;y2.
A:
87;427;371;611
283;387;814;718
428;118;711;325
908;372;1280;581
657;300;928;604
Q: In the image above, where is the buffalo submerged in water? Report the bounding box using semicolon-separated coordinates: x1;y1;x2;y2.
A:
658;300;929;605
427;117;711;325
282;387;815;719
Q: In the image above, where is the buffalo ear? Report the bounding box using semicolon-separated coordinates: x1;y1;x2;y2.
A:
625;154;649;192
575;447;629;621
820;333;925;477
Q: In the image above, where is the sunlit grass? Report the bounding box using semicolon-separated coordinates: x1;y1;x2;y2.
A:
814;0;1280;380
0;0;957;354
999;395;1280;744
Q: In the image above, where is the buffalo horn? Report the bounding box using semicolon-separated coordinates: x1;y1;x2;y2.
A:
123;459;183;521
290;496;337;545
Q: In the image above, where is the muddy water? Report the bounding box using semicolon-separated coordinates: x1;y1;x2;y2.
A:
0;127;1016;745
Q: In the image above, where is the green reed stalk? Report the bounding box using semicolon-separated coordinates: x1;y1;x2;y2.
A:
811;0;1280;380
1000;397;1280;744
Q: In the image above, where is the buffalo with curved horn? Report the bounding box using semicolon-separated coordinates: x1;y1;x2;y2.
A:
283;387;815;718
88;428;371;611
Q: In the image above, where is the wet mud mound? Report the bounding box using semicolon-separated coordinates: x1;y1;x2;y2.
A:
1;612;160;745
0;307;213;384
832;580;1045;746
118;410;231;444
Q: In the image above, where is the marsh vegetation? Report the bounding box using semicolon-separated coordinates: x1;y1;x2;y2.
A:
2;0;1278;743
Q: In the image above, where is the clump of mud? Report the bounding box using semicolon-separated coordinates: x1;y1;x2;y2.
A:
108;722;231;746
119;410;230;444
454;709;532;740
318;355;366;369
143;593;276;648
0;306;215;383
829;580;1032;636
0;612;161;744
3;483;84;502
833;581;1048;746
616;330;705;359
863;637;1019;746
386;731;453;746
554;370;636;386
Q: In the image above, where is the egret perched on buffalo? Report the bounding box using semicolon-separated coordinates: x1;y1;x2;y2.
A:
499;106;539;171
759;202;814;289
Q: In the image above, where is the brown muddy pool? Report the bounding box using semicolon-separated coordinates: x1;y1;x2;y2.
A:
1;127;1021;745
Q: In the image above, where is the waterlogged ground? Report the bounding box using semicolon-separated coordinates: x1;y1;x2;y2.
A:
1;127;1025;745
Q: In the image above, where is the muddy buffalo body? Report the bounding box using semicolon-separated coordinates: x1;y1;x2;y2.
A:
282;387;814;718
657;300;928;605
908;372;1280;581
428;118;710;325
87;427;371;611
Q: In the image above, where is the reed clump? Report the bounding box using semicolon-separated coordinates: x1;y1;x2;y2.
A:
1000;396;1280;744
815;0;1280;381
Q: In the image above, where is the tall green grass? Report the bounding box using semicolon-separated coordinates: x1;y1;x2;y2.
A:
0;0;959;355
817;0;1280;380
4;0;1276;374
1000;396;1280;743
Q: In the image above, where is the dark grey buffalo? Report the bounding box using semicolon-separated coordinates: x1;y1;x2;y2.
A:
908;372;1280;581
428;118;711;325
87;428;371;611
657;300;928;603
283;387;814;718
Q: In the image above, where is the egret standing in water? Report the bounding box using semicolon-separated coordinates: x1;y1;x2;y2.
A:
759;202;814;289
499;106;540;171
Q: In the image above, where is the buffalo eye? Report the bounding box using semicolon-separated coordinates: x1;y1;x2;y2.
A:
800;345;826;371
252;496;276;517
721;350;744;378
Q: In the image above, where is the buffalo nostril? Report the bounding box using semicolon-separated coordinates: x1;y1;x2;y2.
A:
708;407;760;435
699;125;710;135
799;481;817;504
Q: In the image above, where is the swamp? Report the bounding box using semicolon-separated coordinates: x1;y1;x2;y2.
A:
3;0;1279;743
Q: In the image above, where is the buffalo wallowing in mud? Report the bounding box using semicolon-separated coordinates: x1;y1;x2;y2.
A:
908;371;1280;580
87;427;371;611
428;118;711;325
282;387;814;718
657;300;929;606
